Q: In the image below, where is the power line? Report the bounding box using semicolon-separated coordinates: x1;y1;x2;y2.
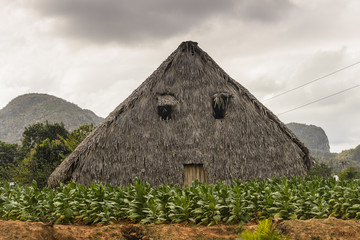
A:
277;84;360;116
263;60;360;102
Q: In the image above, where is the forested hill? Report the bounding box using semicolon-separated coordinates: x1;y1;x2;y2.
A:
0;93;103;143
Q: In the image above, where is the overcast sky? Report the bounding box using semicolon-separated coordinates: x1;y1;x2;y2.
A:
1;0;359;152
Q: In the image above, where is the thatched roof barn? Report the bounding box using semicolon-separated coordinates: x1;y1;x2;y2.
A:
48;41;310;188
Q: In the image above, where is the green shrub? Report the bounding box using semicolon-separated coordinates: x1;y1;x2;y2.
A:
239;219;288;240
338;166;360;180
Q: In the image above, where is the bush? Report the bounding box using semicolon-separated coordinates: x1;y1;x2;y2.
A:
1;122;94;187
240;219;288;240
307;162;333;179
338;166;360;180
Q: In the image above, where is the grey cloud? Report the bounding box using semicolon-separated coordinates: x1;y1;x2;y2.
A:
236;0;294;22
27;0;295;44
30;0;235;44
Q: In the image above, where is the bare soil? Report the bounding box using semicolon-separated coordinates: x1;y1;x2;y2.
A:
0;218;359;240
0;221;241;240
276;217;360;240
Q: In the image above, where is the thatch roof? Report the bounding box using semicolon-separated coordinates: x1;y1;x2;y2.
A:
48;41;310;187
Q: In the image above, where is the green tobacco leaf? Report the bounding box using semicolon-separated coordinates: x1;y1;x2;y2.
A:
64;208;73;219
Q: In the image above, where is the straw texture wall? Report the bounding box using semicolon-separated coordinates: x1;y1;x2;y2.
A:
48;41;310;187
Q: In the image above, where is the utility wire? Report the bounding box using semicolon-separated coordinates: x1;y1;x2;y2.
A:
263;60;360;102
277;84;360;116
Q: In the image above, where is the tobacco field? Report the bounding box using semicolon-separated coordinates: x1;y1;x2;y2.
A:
1;177;360;225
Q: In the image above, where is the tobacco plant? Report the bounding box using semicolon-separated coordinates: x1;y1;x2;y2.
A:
1;177;360;225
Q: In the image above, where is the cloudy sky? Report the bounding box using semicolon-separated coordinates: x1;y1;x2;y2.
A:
1;0;359;152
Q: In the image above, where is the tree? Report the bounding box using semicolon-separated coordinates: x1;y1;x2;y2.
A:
3;122;94;187
10;123;94;187
22;121;69;152
59;123;95;152
0;141;24;167
6;121;69;187
0;141;25;181
13;138;71;188
307;162;333;179
338;166;360;180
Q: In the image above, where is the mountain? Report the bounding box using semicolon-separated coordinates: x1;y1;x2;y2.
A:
286;122;336;166
0;93;104;143
286;122;360;172
328;145;360;171
286;122;330;155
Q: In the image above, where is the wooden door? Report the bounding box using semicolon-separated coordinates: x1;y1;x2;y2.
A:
183;164;206;187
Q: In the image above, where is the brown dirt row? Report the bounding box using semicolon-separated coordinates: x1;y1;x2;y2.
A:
0;218;359;240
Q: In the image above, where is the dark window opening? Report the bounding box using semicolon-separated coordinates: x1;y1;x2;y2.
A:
212;93;230;119
156;94;178;121
157;105;173;120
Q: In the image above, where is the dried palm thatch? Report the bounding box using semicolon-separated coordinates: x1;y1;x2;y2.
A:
48;41;310;188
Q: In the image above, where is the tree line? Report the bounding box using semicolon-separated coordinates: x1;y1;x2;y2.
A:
0;121;94;188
